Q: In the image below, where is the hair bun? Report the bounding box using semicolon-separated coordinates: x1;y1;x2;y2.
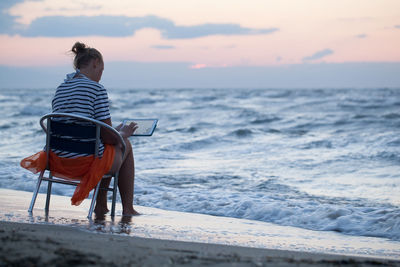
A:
70;42;102;70
71;42;87;55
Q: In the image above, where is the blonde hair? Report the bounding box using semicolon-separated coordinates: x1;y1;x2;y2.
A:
71;42;103;70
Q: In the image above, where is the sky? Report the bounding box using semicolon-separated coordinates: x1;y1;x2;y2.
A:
0;0;399;88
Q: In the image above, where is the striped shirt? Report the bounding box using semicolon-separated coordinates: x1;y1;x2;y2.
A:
51;72;111;158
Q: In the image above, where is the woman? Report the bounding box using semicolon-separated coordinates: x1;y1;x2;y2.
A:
22;42;138;216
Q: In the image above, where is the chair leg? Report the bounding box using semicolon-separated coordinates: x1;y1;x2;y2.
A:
28;170;45;213
88;182;101;219
45;173;53;213
111;173;119;217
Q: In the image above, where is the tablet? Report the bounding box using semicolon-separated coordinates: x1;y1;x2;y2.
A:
123;119;158;136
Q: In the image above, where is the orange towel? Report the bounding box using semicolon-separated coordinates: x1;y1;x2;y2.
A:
20;145;115;205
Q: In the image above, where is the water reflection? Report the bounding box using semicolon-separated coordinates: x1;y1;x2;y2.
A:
90;213;134;235
24;209;137;236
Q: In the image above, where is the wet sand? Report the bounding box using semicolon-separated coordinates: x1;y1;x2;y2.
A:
0;188;399;266
3;221;400;266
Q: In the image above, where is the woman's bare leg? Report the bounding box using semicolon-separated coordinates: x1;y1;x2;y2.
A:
94;138;138;216
117;139;139;215
94;147;121;215
94;177;111;215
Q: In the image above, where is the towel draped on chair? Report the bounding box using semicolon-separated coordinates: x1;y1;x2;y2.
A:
20;144;115;205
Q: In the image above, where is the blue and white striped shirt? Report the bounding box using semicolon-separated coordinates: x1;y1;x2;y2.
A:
51;71;111;158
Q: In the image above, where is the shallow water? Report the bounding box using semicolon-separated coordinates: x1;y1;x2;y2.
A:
1;87;399;242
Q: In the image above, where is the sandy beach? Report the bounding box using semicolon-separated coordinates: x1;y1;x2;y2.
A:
2;221;399;266
0;188;399;266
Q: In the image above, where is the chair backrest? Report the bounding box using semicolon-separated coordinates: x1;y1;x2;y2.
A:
40;113;126;167
49;119;98;155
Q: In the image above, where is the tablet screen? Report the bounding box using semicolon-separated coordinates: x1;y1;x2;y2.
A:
123;119;158;136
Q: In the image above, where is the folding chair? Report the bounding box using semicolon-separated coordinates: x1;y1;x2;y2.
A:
28;112;126;218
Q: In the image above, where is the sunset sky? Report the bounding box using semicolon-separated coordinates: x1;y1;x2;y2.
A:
1;0;399;88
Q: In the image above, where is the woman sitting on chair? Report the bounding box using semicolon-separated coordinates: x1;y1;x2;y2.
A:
22;42;139;216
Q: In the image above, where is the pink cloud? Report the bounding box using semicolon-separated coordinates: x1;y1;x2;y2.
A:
190;63;207;69
189;63;230;69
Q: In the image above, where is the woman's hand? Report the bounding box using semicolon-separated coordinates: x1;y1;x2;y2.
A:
116;122;138;138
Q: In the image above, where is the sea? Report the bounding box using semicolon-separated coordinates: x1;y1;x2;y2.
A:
0;87;399;243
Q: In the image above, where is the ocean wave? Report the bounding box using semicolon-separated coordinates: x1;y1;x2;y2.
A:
230;129;253;138
135;98;158;105
263;128;281;134
388;139;400;147
284;127;309;136
321;207;400;240
373;151;400;164
178;137;220;150
266;90;293;98
136;184;400;241
282;121;332;136
18;105;50;116
383;113;400;120
333;119;352;126
0;123;15;130
238;109;261;119
173;126;198;133
251;116;281;124
352;114;375;120
301;140;333;149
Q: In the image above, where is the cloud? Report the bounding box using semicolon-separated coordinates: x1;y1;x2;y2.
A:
355;34;367;38
0;0;24;10
151;45;175;49
0;0;25;34
0;12;279;39
395;25;400;29
303;49;334;61
0;13;17;33
336;17;374;23
190;63;207;69
46;3;102;12
162;23;278;39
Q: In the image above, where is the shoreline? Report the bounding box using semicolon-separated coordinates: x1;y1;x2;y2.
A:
0;188;399;266
1;221;398;266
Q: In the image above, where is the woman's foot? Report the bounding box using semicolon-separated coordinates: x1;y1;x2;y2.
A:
122;208;140;216
94;212;106;224
94;205;109;216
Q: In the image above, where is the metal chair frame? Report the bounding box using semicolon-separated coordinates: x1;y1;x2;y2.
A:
28;113;126;218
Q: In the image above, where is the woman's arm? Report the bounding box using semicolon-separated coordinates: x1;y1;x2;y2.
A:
100;118;117;145
101;118;138;145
